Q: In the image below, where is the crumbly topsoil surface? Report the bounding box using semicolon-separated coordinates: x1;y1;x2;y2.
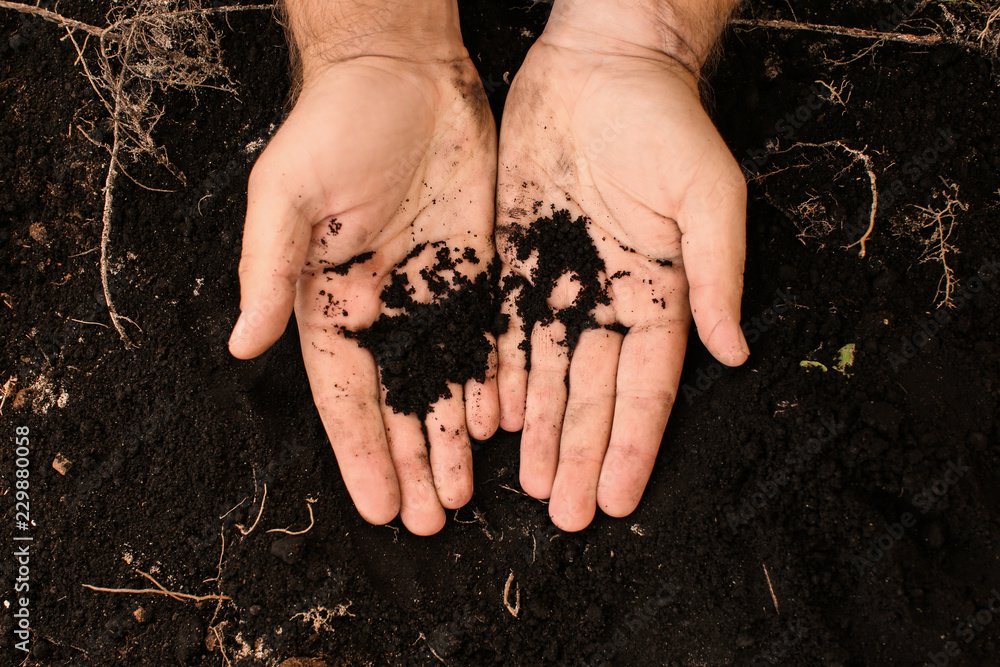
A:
2;1;1000;665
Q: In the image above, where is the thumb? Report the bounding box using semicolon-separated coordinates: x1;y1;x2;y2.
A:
229;167;312;359
677;161;749;367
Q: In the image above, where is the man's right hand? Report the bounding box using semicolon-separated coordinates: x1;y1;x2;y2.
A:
229;0;499;535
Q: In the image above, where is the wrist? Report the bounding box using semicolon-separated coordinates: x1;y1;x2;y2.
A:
283;0;467;83
543;0;738;76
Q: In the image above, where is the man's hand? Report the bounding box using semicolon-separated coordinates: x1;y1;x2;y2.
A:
496;0;747;531
229;0;499;535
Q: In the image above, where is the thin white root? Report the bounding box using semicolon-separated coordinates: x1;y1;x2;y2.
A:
766;141;879;257
416;632;446;664
454;508;495;540
498;483;529;497
203;526;226;584
211;625;232;667
912;179;967;308
0;1;103;34
219;496;249;520
209;527;231;625
813;79;852;107
290;603;355;633
83;569;230;602
732;17;944;45
266;499;316;536
763;563;780;615
503;571;520;618
237;483;267;536
100;116;135;347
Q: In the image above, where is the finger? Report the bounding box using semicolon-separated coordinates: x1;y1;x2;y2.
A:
229;164;313;359
678;159;749;367
298;327;399;526
379;391;446;536
548;328;622;532
497;265;529;432
519;319;570;500
426;385;474;509
597;321;688;518
465;333;500;441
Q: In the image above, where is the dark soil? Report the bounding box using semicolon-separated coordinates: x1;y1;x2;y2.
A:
499;209;616;358
2;1;1000;666
345;246;499;420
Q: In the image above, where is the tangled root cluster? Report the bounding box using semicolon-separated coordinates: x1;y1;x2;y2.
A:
81;0;235;183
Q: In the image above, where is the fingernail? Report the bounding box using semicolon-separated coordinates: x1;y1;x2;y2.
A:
738;326;750;358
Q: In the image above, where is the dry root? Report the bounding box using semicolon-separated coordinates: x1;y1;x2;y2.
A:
790;192;834;239
290;603;355;634
814;78;853;107
752;141;879;255
733;2;1000;63
731;17;945;46
0;0;273;346
266;498;317;536
83;569;231;602
503;570;521;618
906;179;968;308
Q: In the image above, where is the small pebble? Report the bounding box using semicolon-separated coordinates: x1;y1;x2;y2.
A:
52;453;72;476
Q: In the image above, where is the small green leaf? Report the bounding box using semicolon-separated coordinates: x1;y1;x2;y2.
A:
799;360;828;372
835;343;856;375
